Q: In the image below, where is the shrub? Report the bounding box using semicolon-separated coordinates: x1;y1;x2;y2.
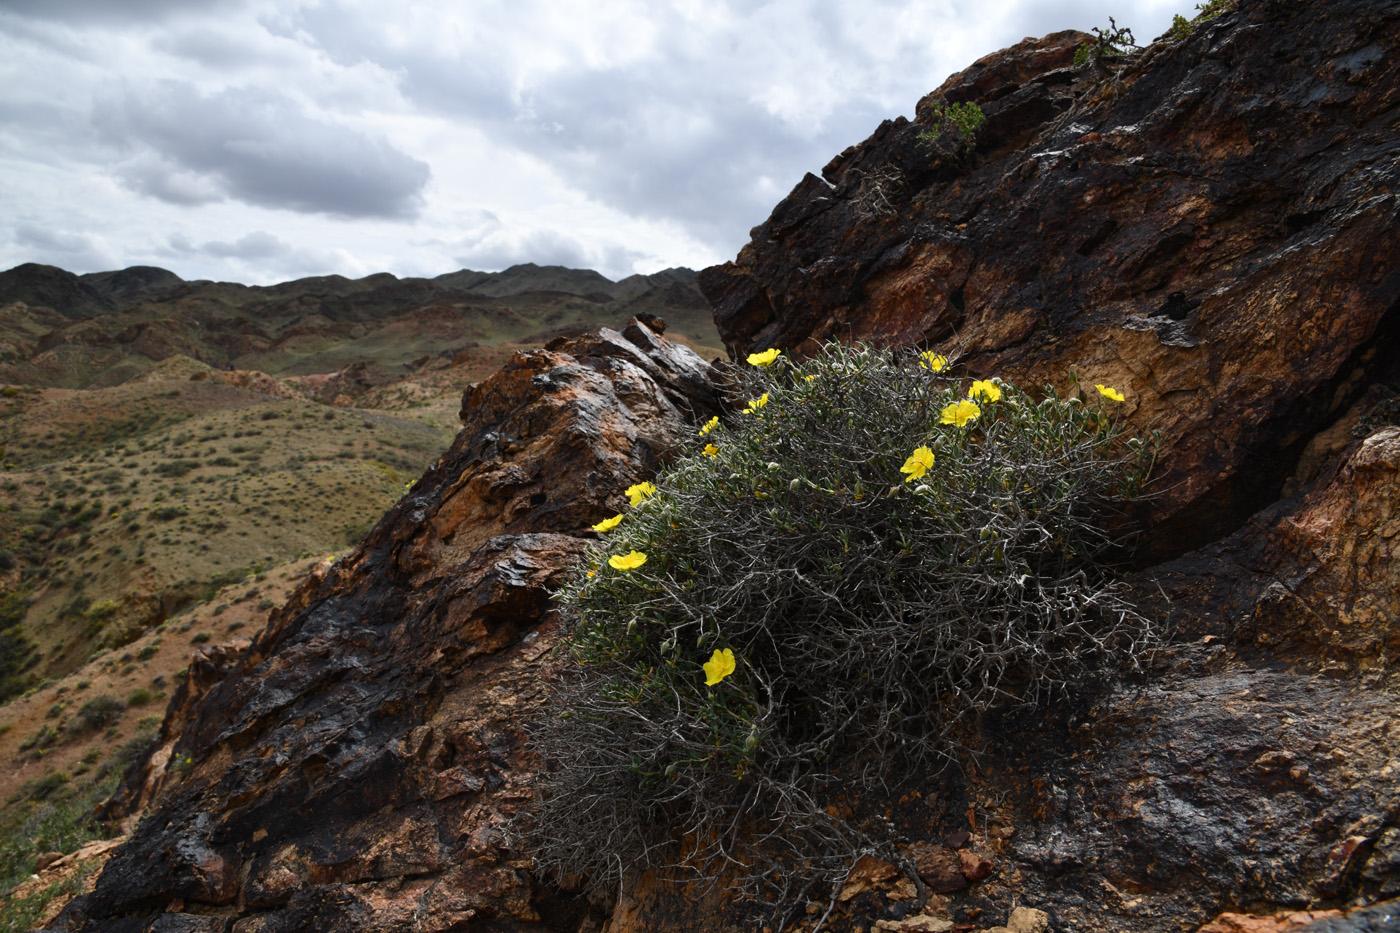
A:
917;99;985;143
524;344;1157;919
1168;0;1236;40
22;772;70;802
1073;17;1140;67
152;459;199;478
126;688;154;707
66;695;125;735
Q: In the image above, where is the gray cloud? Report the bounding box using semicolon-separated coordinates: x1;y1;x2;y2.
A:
164;230;348;281
0;0;243;24
114;154;225;206
290;1;972;252
12;223;114;272
194;230;286;260
93;81;430;219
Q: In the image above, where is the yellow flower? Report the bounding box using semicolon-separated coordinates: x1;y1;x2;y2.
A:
1096;384;1126;402
742;393;770;414
747;348;781;367
900;446;935;482
968;379;1002;403
591;514;623;533
703;647;736;686
608;550;648;571
919;351;948;373
699;415;720;435
703;443;719;457
626;482;657;506
804;374;817;382
940;399;982;427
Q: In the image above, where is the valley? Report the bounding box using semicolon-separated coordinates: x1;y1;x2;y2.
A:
0;262;720;896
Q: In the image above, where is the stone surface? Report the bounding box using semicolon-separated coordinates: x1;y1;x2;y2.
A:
1198;909;1345;933
699;0;1400;561
874;916;954;933
1005;906;1049;933
51;320;720;932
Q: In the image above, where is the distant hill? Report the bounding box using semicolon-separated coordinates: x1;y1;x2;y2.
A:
0;262;722;388
0;260;721;700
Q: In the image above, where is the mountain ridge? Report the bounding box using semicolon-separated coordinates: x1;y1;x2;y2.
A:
0;262;721;389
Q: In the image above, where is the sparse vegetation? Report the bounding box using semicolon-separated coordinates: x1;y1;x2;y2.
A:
65;695;124;736
1073;17;1140;67
125;688;154;707
917;99;986;142
525;345;1157;923
1168;0;1237;40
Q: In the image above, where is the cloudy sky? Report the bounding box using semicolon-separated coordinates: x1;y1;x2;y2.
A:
0;0;1183;285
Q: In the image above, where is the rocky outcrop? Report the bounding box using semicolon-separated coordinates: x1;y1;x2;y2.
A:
668;0;1400;928
43;1;1400;931
699;0;1400;560
54;319;720;931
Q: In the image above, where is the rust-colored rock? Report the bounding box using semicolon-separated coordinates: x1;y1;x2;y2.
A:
54;320;719;932
1198;909;1344;933
915;845;969;894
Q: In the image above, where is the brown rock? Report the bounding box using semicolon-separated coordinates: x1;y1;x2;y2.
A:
65;320;718;931
874;916;955;933
915;846;968;894
35;851;64;872
839;855;901;901
1006;906;1051;933
1196;909;1344;933
698;0;1400;562
957;848;995;883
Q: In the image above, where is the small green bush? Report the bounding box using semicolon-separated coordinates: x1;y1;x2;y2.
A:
525;344;1156;918
126;688;154;707
152;459;199;478
1073;17;1139;67
1168;0;1236;40
65;695;125;735
917;99;985;143
23;772;70;802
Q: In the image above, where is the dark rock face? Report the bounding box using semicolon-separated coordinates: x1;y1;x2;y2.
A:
56;321;720;932
687;0;1399;928
50;1;1400;932
0;263;116;320
698;0;1400;560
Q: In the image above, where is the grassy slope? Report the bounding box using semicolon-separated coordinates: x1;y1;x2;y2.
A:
0;376;454;683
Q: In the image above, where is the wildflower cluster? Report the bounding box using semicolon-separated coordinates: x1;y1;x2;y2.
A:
524;344;1156;919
